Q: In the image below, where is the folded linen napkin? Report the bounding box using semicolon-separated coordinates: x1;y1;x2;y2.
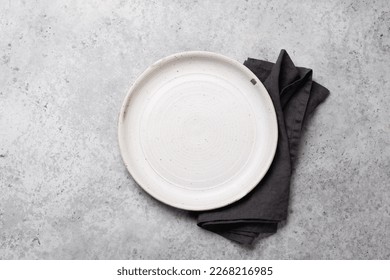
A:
197;50;330;245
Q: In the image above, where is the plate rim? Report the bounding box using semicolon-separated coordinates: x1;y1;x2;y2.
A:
118;51;278;211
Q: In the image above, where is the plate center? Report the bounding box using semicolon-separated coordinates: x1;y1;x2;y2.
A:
140;75;257;190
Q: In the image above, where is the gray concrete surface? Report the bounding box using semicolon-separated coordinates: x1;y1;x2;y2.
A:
1;0;389;259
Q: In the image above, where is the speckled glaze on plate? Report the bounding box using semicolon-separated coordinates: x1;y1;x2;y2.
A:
118;51;278;211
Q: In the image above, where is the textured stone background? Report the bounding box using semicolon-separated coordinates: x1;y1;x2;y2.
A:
0;0;389;259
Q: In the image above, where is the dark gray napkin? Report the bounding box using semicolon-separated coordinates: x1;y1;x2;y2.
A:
197;50;330;245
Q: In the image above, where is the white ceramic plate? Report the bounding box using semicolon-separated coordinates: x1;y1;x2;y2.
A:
118;51;278;211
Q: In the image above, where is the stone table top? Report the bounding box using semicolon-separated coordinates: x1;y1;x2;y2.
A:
0;0;389;259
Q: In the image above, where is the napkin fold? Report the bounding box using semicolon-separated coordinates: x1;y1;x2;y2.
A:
197;50;330;245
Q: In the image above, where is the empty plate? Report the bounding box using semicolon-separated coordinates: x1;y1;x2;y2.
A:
118;51;278;211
